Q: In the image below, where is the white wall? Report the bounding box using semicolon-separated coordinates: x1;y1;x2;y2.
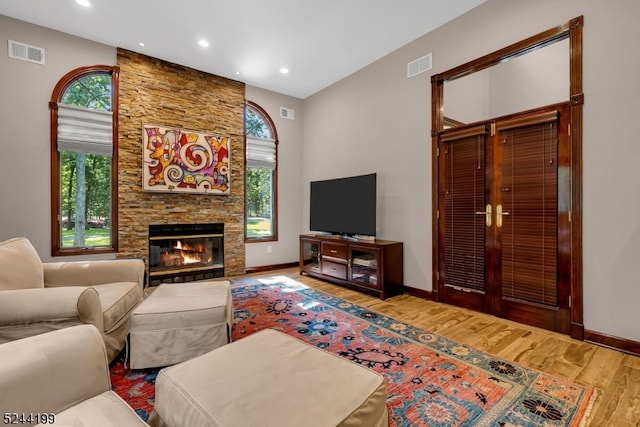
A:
488;38;569;119
303;56;433;291
302;0;640;342
444;70;490;124
0;16;116;262
244;86;304;268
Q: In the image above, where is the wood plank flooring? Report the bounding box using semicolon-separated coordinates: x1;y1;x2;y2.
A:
235;267;640;427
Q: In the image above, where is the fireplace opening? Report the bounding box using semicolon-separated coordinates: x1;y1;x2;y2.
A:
148;223;224;286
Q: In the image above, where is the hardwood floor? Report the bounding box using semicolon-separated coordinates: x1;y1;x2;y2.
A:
235;267;640;427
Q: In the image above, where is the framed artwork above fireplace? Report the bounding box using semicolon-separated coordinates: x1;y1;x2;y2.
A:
142;124;231;194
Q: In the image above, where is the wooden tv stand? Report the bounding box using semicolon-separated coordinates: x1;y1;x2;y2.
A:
299;234;403;300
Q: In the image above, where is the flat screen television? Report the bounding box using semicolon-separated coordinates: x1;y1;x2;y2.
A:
310;173;376;238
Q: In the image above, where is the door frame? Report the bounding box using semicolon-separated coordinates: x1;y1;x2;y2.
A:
430;16;584;339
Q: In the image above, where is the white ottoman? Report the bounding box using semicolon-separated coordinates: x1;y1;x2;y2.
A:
129;280;232;369
150;328;389;427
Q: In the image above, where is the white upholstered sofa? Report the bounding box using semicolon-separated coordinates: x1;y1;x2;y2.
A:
0;324;149;426
0;237;145;361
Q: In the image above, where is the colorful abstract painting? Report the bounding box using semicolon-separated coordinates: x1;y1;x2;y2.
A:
142;124;231;194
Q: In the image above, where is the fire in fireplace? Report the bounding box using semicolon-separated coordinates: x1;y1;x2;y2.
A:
148;223;224;286
158;239;212;268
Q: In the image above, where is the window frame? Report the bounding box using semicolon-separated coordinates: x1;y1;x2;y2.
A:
244;100;278;243
49;65;119;256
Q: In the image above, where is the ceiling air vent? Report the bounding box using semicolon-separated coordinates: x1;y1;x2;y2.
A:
8;40;45;65
280;107;295;120
407;53;432;78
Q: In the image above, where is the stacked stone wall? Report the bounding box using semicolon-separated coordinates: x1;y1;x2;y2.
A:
116;49;246;276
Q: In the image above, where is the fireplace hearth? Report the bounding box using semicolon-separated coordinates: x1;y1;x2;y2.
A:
148;223;224;286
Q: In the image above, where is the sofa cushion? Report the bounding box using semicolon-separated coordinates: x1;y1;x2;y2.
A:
0;237;44;290
92;282;143;333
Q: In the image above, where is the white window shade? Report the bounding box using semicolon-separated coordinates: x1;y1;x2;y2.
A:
57;104;113;156
246;136;276;170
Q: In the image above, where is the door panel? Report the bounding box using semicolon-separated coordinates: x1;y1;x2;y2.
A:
499;124;558;306
494;109;570;333
437;105;570;333
439;125;489;312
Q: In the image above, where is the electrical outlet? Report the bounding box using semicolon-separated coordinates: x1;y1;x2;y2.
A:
267;245;272;253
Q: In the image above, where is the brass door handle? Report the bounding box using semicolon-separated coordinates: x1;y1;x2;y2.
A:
475;204;492;227
496;204;510;228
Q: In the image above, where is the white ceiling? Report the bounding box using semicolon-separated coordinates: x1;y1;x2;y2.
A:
0;0;486;99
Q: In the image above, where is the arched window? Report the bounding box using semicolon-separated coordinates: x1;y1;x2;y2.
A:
49;65;119;255
245;101;278;242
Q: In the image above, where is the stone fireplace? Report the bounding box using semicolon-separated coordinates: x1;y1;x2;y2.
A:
148;223;224;286
115;49;246;277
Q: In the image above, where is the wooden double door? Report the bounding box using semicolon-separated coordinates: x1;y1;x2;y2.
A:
436;104;572;334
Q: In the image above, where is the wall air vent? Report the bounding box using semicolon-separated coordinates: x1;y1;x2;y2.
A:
8;40;45;65
280;107;295;120
407;53;432;78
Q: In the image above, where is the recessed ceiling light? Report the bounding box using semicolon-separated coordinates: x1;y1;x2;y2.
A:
279;67;289;74
76;0;91;7
139;42;145;47
235;71;241;75
198;40;210;48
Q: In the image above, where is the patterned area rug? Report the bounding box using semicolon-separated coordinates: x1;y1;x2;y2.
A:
110;276;595;426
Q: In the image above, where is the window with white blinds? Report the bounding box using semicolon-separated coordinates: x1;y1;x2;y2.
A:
57;104;113;156
246;136;276;170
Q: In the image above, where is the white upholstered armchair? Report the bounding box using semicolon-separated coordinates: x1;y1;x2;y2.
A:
0;237;145;361
0;325;149;426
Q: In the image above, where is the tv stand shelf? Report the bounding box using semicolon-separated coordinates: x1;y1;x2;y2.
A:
299;234;403;300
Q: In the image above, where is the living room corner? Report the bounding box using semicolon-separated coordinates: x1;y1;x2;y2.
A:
2;1;640;424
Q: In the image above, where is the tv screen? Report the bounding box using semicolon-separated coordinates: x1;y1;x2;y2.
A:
310;173;376;237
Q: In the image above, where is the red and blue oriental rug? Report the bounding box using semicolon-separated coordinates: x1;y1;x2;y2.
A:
110;276;595;426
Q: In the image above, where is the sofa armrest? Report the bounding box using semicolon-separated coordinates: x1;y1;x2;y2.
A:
43;258;145;288
0;287;103;331
0;325;111;418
